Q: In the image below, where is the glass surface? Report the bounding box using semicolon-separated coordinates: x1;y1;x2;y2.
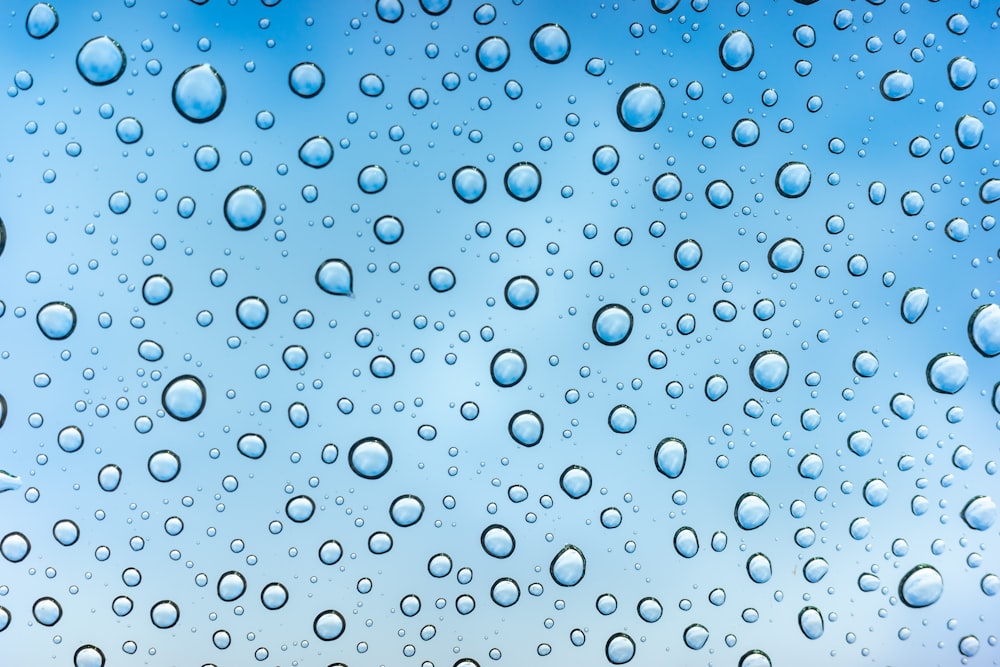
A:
1;1;998;665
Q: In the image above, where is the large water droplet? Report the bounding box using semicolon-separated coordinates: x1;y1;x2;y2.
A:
956;115;984;149
348;437;393;479
899;564;944;608
313;609;346;640
476;36;510;71
593;145;620;174
550;545;586;586
560;465;592;499
161;375;206;421
530;24;570;63
150;600;179;628
948;56;977;90
926;353;969;394
36;301;76;340
684;624;709;650
26;3;59;39
768;237;804;272
706;179;734;208
798;607;824;639
735;492;770;530
775;161;811;198
147;450;181;482
76;36;126;86
880;70;914;101
299;136;333;168
605;633;635;664
481;524;516;558
504;162;541;201
673;527;699;558
315;259;354;296
224;185;265;231
617;83;664;132
593;304;633;345
749;350;789;392
719;30;754;71
968;304;1000;356
653;172;682;201
453;166;487;203
491;349;527;387
289;62;325;97
505;275;538;309
654;437;686;478
901;287;929;323
508;410;543;447
172;64;226;122
962;496;997;531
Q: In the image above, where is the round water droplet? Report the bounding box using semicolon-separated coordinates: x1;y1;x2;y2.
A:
637;597;662;623
899;564;943;608
948;56;977;90
349;437;393;479
956;115;984;149
162;375;206;421
476;36;510;71
236;296;268;329
299;136;333;168
605;633;635;664
705;375;728;401
505;275;538;309
115;117;143;144
530;23;570;64
491;578;520;607
852;350;879;377
768;238;804;272
237;433;266;459
224;185;265;231
316;259;353;296
982;179;1000;203
732;118;760;146
148;450;180;482
370;355;395;378
926;353;969;394
713;300;737;322
491;349;527;387
358;164;388;194
967;304;1000;357
74;645;106;667
32;597;62;627
706;179;734;208
804;557;829;583
52;519;80;546
593;145;619;174
285;495;315;523
746;553;772;583
962;496;996;531
654;437;686;478
389;495;424;527
374;215;404;244
172;64;226;122
735;492;770;530
26;3;59;39
453;166;486;203
97;464;121;492
592;304;633;346
673;239;702;270
289;62;325;97
653;172;682;201
142;275;172;305
749;350;789;392
1;532;31;562
560;465;592;498
260;582;289;610
775;162;811;198
77;36;125;86
504;162;541;201
880;70;913;101
37;301;76;340
550;545;586;586
218;571;246;602
617;83;664;132
359;72;384;97
481;524;516;558
684;624;709;650
508;410;543;447
429;266;456;292
150;600;179;629
608;404;636;433
719;30;754;71
313;609;345;640
901;287;929;323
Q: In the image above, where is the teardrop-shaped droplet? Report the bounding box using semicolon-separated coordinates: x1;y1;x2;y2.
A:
315;259;353;296
550;544;586;586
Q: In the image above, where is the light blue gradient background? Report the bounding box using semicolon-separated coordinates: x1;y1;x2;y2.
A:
0;1;998;665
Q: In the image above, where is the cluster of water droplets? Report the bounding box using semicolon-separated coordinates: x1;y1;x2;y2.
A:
0;0;999;665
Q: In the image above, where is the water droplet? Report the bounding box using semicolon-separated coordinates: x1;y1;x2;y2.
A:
141;274;172;306
968;304;1000;356
217;571;247;601
735;492;770;530
172;64;226;122
880;70;914;101
491;349;527;387
236;296;268;329
150;600;180;628
705;374;728;401
899;564;944;608
592;304;633;346
453;166;487;203
530;24;571;64
299;136;333;168
673;526;699;558
593;145;619;174
476;36;510;72
798;607;824;639
605;632;635;664
148;450;181;482
289;62;325;97
1;532;31;562
374;215;404;244
224;185;265;231
161;374;206;421
617;83;664;132
956;115;984;149
746;552;772;583
97;464;121;492
429;266;456;292
508;410;543;447
74;645;106;667
962;496;997;531
76;36;126;86
285;495;315;522
316;259;354;296
732;118;760;146
52;519;80;546
560;465;592;498
684;624;709;650
389;495;424;527
653;172;682;201
705;179;734;208
261;582;289;610
901;287;929;323
926;353;969;394
359;72;384;96
848;429;874;456
375;0;404;22
505;275;539;309
775;162;811;198
654;437;686;478
348;437;393;479
313;609;346;640
491;578;520;607
26;3;59;39
481;524;516;558
948;56;977;90
36;301;76;340
852;350;879;377
115;117;143;144
719;30;754;71
768;238;804;272
504;162;541;201
749;350;789;392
